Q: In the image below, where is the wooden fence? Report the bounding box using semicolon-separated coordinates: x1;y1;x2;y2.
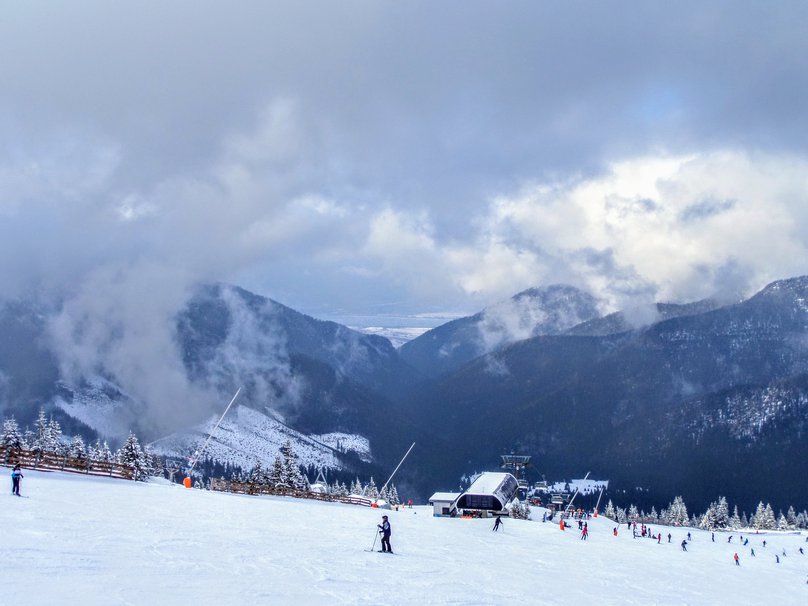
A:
211;478;375;507
0;446;134;480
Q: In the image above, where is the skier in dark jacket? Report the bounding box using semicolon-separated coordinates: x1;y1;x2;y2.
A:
493;516;503;532
378;515;392;553
681;540;688;552
11;464;23;496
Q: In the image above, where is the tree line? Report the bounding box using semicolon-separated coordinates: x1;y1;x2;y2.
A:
603;495;808;531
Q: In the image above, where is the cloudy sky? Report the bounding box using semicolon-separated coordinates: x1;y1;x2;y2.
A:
3;1;808;327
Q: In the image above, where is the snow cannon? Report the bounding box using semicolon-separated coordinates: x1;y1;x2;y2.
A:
183;476;192;488
593;510;598;518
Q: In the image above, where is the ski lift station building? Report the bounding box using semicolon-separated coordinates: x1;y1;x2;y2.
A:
455;472;519;515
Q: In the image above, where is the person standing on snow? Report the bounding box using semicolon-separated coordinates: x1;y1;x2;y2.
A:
580;522;588;540
492;516;503;532
734;553;740;566
668;533;672;543
681;540;688;552
11;464;23;496
378;515;392;553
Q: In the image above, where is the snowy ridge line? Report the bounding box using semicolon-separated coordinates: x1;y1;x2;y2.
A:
1;446;134;480
212;478;374;507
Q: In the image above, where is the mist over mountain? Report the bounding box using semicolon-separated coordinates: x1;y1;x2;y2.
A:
2;277;808;511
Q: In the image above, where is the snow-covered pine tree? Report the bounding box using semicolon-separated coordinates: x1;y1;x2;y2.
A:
777;511;789;531
45;416;63;453
389;484;400;506
762;503;776;530
279;440;306;490
1;417;24;450
628;504;639;522
365;477;380;499
117;432;149;481
32;409;49;453
350;478;362;495
741;511;749;528
649;506;658;522
658;508;669;525
268;456;284;486
249;461;266;485
752;502;766;530
786;506;797;530
615;507;627;524
68;435;86;460
700;502;717;530
668;496;689;527
730;505;742;529
379;485;390;503
714;497;729;529
604;499;616;520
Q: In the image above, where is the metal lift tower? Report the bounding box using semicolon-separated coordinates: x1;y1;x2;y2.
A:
501;454;532;496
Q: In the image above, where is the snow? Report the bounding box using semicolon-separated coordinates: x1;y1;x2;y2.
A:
466;471;512;494
548;478;609;495
4;469;808;605
150;405;370;471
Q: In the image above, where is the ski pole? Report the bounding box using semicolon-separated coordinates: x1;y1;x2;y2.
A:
369;526;380;552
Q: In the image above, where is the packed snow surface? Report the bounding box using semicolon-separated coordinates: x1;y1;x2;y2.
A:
4;470;808;605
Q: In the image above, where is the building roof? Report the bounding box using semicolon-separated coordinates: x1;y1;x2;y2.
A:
466;472;512;495
429;492;461;502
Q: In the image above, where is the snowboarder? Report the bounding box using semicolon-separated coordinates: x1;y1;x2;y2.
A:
492;516;503;532
734;552;740;566
11;464;23;496
377;515;392;553
681;540;688;552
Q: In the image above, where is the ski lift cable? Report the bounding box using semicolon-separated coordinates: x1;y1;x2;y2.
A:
187;387;242;476
563;471;590;517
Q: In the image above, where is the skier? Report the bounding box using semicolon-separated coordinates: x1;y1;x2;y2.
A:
580;522;588;541
657;533;661;544
734;553;740;566
751;548;755;557
687;532;691;541
613;527;618;537
728;535;733;543
763;540;767;547
712;532;715;542
11;464;23;496
681;540;688;552
775;554;780;564
492;516;503;532
800;547;804;555
668;533;672;543
542;512;546;523
377;515;392;554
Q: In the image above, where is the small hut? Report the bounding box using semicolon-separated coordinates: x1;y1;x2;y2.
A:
429;492;461;517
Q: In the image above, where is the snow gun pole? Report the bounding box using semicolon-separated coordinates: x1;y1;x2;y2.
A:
184;387;242;487
562;471;590;519
380;442;415;494
593;485;605;516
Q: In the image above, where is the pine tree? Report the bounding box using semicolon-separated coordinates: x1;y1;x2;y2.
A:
269;456;284;486
730;506;741;530
649;506;658;522
628;504;639;522
714;497;729;529
365;477;379;499
249;461;265;485
752;502;767;530
777;511;789;531
786;506;797;530
1;417;24;450
45;416;63;453
741;511;749;528
762;503;776;530
700;502;717;530
604;499;616;520
68;435;86;460
389;484;400;506
32;409;49;453
615;507;627;524
117;432;148;481
279;440;306;490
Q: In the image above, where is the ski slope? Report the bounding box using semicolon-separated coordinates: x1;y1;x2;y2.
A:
3;470;808;605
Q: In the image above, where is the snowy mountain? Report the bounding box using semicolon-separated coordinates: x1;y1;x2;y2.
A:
399;284;602;378
149;404;372;472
